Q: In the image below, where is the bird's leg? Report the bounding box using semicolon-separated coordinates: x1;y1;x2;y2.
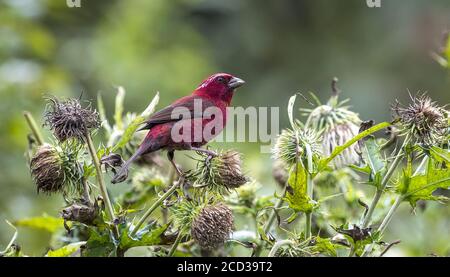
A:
190;147;218;168
167;150;183;177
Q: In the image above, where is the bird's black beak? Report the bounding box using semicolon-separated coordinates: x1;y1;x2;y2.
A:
228;77;245;89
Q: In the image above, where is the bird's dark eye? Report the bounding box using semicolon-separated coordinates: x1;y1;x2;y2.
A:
216;76;226;84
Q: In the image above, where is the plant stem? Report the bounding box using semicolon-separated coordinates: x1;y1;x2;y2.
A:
362;196;403;257
362;135;410;228
305;144;314;239
23;111;44;146
268;240;295;257
378;196;403;234
263;189;286;234
130;177;181;237
85;132;119;239
168;232;183;257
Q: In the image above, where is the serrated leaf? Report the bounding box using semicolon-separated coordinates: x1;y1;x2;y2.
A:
81;229;116;257
312;237;339;257
397;159;450;207
119;223;169;251
14;215;66;233
283;163;316;213
45;242;85;257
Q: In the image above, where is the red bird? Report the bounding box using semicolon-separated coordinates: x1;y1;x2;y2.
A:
111;73;245;183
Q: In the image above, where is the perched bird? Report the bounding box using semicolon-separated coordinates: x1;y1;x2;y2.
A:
111;73;245;184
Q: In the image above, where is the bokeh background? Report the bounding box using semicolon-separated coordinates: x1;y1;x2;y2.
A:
0;0;449;256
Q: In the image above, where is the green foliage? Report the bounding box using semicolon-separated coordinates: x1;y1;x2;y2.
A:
45;242;85;257
397;159;450;207
119;222;170;251
81;229;116;257
360;137;387;188
283;163;316;213
13;215;67;233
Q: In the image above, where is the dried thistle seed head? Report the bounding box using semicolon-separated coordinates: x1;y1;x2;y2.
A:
61;202;99;226
30;143;83;196
272;159;289;187
44;97;100;142
303;95;361;168
171;200;202;236
392;94;448;146
30;144;65;194
190;150;249;192
191;203;233;250
272;128;322;166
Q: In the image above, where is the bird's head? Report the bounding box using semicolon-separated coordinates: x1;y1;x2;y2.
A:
194;73;245;103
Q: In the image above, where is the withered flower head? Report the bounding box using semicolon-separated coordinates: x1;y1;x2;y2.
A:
61;202;99;226
190;150;249;192
392;94;448;146
272;128;322;166
30;144;83;195
30;144;65;194
44;97;100;142
191;203;234;250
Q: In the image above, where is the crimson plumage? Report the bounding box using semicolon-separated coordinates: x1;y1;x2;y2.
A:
111;73;245;183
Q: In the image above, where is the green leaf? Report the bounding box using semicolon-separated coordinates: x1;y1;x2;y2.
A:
283;163;316;213
81;229;116;257
13;215;66;233
111;92;159;152
97;93;111;133
361;137;386;188
319;122;391;171
45;242;86;257
119;222;170;251
397;159;450;207
428;146;450;164
312;237;339;257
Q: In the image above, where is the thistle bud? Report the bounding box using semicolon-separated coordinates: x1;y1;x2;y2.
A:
44;97;100;143
191;203;234;250
272;128;322;166
30;144;83;195
190;150;249;192
392;94;448;146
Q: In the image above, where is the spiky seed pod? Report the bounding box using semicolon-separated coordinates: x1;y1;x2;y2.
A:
190;150;249;192
30;144;65;194
272;128;322;167
30;144;83;195
272;159;289;187
191;203;233;250
392;94;448;146
44;97;100;143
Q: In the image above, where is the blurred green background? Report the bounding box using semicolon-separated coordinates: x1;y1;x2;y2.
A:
0;0;449;256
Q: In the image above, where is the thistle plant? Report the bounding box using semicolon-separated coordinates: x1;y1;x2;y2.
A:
11;80;450;258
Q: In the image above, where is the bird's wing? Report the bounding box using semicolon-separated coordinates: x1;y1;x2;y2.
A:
138;95;215;131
